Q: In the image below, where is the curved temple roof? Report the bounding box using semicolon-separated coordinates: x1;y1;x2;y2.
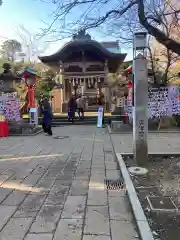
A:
39;31;127;73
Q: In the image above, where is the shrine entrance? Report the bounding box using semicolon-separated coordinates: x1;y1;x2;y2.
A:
63;75;104;111
39;30;126;113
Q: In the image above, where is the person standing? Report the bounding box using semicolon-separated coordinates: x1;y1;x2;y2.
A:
68;95;77;123
42;97;53;135
76;95;85;120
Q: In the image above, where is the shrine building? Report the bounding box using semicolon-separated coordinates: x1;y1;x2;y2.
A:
38;30;127;113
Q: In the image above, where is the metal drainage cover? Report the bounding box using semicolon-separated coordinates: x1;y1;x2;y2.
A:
146;196;179;212
136;186;159;196
105;179;125;190
53;136;69;139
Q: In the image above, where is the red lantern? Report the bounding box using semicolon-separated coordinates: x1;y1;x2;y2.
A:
22;68;38;108
128;80;132;89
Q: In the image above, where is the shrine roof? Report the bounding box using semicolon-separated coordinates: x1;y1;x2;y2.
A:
38;31;127;72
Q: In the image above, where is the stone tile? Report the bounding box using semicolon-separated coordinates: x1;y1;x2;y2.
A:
51;183;70;193
0;205;17;231
44;192;67;205
34;178;55;193
54;218;83;240
108;189;126;198
89;180;105;191
84;206;110;235
110;220;138;240
14;194;47;218
105;162;117;170
91;164;105;169
22;174;42;187
43;167;61;178
57;174;74;185
75;169;90;180
90;171;104;179
0;217;33;240
109;196;133;221
0;172;15;184
32;164;50;175
51;180;71;192
61;196;86;219
30;205;63;233
91;168;105;175
83;236;111;240
1;190;28;206
0;188;13;203
87;189;107;206
77;162;91;169
69;180;89;196
106;170;120;180
25;234;53;240
43;184;69;206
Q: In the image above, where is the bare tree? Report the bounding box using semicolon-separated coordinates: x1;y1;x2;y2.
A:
39;0;180;54
16;25;49;63
147;3;180;85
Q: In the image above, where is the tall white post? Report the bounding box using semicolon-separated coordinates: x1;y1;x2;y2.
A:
133;32;148;166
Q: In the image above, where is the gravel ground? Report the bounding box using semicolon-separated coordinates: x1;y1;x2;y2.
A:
123;155;180;240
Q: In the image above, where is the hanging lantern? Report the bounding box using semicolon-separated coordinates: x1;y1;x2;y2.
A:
128;80;132;89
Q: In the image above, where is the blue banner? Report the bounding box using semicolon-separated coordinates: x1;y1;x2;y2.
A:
97;107;103;128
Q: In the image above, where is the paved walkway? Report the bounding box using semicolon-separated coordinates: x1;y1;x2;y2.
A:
111;132;180;153
0;126;139;240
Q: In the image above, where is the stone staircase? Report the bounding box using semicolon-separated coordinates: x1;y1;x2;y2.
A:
50;115;126;126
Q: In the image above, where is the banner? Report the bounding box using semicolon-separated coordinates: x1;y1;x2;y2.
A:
0;93;21;121
127;85;180;119
97;107;103;128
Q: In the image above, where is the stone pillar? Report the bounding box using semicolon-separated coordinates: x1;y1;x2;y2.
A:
133;54;148;166
81;78;84;96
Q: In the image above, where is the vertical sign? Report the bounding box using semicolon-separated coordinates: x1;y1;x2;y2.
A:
97;107;103;128
133;54;148;165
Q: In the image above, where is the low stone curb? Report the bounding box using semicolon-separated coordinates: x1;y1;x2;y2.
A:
122;152;180;157
107;124;180;134
107;124;132;134
9;129;43;137
116;153;155;240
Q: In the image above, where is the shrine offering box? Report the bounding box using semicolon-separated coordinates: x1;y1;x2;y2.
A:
0;121;9;137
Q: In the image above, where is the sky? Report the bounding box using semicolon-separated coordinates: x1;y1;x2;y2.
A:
0;0;133;61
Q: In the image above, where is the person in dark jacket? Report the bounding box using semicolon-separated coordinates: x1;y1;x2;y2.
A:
42;98;53;135
68;95;77;123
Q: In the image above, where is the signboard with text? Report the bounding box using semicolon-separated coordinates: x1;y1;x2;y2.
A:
97;107;103;128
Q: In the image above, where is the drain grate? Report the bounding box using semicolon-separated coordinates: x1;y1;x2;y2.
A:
146;196;179;213
54;136;69;139
105;179;125;190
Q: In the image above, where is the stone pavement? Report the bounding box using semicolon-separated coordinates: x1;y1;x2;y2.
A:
111;132;180;153
0;126;139;240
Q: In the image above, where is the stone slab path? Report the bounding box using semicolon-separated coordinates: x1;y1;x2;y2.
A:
0;126;139;240
111;132;180;153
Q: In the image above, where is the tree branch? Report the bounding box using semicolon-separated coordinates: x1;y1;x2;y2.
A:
138;0;180;55
80;0;138;30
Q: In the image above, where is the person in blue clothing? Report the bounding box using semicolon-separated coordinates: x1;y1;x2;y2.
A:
42;97;53;135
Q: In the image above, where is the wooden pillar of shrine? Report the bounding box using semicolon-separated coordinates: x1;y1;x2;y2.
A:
104;60;110;112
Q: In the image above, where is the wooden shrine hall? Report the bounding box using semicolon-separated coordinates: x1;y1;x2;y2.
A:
39;30;127;113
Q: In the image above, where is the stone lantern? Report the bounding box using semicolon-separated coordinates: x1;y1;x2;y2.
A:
0;63;21;93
